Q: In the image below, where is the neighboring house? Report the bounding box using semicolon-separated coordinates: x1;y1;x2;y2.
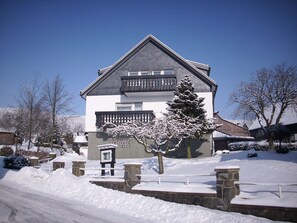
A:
249;106;297;143
80;35;217;160
0;131;18;145
213;112;253;151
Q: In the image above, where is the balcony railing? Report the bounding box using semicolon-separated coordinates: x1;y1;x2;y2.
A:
121;74;176;93
95;111;155;128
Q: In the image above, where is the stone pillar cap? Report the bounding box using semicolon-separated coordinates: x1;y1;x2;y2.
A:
215;166;240;172
124;163;142;166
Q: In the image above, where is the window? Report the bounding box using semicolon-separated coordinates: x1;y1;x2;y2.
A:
128;72;138;76
152;70;161;75
134;102;143;111
152;69;174;75
116;102;143;111
128;69;174;76
140;71;149;76
163;69;174;75
116;103;132;111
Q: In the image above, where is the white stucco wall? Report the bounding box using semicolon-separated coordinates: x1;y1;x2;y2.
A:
85;92;213;132
196;92;213;119
85;95;120;132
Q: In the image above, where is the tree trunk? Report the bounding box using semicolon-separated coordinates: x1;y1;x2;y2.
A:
268;137;274;150
187;139;192;159
157;152;164;174
50;115;55;151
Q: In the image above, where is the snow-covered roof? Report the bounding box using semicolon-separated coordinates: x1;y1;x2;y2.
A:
249;106;297;130
213;130;230;138
73;135;88;143
213;130;254;140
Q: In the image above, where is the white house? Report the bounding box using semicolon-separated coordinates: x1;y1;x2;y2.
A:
80;35;217;160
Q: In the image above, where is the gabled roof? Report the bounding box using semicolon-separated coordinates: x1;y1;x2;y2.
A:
249;106;297;130
80;34;217;99
213;130;254;140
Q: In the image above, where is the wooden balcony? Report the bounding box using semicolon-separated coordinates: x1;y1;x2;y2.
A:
95;110;155;128
121;74;176;93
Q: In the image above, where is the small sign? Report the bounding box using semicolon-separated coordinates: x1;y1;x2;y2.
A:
97;144;117;176
101;150;112;163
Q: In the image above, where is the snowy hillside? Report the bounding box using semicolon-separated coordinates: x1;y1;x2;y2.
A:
1;150;297;222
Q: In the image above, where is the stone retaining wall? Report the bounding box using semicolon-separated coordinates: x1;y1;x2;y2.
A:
131;189;219;209
71;162;296;222
230;203;297;222
90;181;126;192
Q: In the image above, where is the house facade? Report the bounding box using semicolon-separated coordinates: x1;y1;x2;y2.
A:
80;35;217;160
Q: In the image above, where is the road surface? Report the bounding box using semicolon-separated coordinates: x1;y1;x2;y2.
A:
0;181;148;223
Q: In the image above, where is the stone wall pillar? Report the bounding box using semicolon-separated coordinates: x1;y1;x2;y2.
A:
53;161;65;171
29;157;39;167
214;166;240;210
49;152;57;160
124;163;142;190
72;161;86;176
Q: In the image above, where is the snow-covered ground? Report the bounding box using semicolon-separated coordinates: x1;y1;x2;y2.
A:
1;150;297;222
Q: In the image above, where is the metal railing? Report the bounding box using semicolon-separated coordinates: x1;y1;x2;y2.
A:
138;173;216;186
81;167;124;179
235;181;297;199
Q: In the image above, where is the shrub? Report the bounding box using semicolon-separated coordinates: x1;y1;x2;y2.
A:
228;141;270;151
276;147;289;154
3;155;30;169
0;146;14;156
228;141;297;152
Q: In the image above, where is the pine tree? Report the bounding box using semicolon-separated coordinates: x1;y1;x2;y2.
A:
166;75;212;158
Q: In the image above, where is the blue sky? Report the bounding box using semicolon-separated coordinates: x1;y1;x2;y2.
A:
0;0;296;119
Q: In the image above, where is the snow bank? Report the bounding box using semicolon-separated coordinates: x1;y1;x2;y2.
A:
2;160;274;223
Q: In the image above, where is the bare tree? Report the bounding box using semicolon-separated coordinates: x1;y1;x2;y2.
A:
16;74;45;149
230;63;297;149
0;108;18;132
43;75;73;149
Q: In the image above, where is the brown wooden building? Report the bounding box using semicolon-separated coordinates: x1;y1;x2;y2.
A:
0;131;17;145
213;113;253;151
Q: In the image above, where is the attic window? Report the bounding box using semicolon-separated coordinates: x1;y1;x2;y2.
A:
163;69;174;75
129;72;138;76
128;69;174;76
152;70;161;75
